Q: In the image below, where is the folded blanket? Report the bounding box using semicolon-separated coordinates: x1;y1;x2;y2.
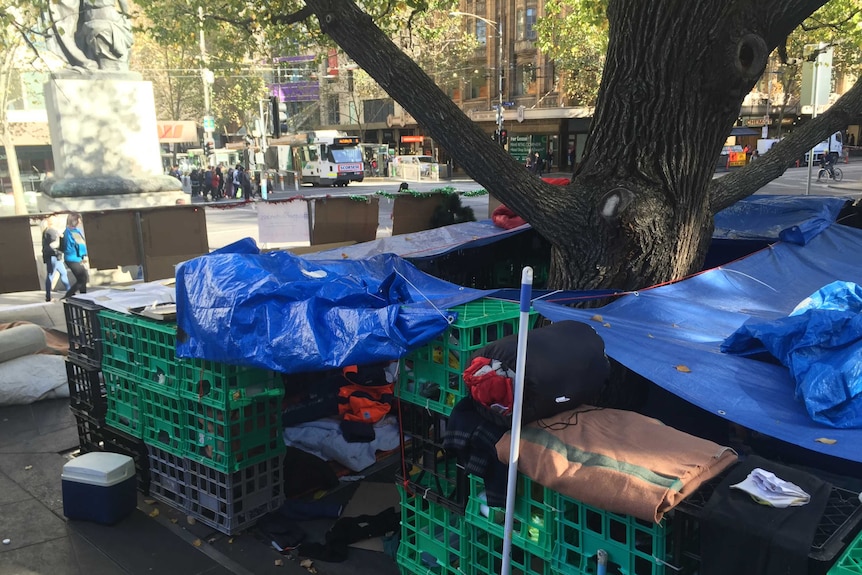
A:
495;406;738;523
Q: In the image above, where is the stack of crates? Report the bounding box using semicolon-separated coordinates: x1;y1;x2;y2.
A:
395;297;685;575
97;309;286;535
395;298;540;574
63;298;151;493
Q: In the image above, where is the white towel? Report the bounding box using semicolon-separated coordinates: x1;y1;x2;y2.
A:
730;468;811;508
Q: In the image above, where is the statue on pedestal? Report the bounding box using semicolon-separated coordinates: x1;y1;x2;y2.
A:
46;0;134;72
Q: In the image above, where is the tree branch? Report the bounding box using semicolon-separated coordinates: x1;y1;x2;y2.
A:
709;76;862;212
271;6;315;26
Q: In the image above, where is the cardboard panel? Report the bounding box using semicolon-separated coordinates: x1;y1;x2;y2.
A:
391;194;447;236
140;206;208;257
139;206;209;281
312;196;379;245
82;210;139;269
143;254;200;282
0;216;40;292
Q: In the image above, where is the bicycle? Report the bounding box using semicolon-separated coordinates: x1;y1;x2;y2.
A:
817;166;843;183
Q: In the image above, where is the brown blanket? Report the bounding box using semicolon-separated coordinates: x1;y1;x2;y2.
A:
0;322;69;356
496;406;738;523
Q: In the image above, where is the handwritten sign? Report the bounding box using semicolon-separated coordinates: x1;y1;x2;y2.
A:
257;200;310;244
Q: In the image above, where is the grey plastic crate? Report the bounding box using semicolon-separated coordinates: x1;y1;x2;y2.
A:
148;446;188;511
185;455;284;535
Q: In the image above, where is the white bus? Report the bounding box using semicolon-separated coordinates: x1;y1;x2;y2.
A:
282;131;365;187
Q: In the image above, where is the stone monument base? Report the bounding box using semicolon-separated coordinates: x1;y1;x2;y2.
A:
41;175;182;197
37;189;189;213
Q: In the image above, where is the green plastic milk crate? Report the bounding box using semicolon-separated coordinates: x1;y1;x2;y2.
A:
830;529;862;575
183;390;285;474
398;298;538;416
554;492;675;575
133;316;277;401
396;484;467;575
103;366;143;438
465;474;557;560
468;522;555;575
139;380;185;456
98;310;140;376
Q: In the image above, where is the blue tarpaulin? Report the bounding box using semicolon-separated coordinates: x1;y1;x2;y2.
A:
722;281;862;429
533;224;862;464
175;240;488;373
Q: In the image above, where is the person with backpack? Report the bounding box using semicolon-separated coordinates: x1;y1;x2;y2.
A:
62;212;89;300
40;218;71;302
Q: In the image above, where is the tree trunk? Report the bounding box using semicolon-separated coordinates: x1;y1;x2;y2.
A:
1;132;27;215
305;0;846;291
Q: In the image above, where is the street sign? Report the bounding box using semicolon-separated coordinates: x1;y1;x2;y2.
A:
203;115;215;131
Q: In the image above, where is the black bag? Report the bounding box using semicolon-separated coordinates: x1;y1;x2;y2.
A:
471;320;610;425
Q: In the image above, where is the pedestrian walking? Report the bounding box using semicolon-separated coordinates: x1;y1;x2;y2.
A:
40;218;71;302
62;212;89;300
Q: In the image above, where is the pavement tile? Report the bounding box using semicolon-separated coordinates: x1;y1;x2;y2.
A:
0;406;37;449
0;472;29;506
0;499;67;552
0;452;68;511
0;535;82;575
70;509;227;575
68;530;127;575
32;398;77;436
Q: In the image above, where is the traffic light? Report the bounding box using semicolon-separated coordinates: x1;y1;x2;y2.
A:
270;96;281;138
205;140;215;156
500;129;508;146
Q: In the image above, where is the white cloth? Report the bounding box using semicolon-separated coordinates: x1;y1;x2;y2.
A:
0;355;69;405
730;468;811;508
282;415;401;472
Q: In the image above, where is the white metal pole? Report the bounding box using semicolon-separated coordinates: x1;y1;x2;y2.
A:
806;46;822;196
501;266;534;575
497;22;503;139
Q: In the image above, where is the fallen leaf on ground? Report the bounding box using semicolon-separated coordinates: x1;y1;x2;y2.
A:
187;516;196;525
24;465;32;470
591;314;603;322
274;559;284;566
148;508;159;518
207;537;217;544
300;560;313;568
228;538;234;544
170;519;178;524
815;437;837;445
603;322;611;328
193;539;202;547
675;365;691;373
144;499;156;505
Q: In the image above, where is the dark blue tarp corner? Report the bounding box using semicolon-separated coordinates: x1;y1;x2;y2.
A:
175;244;489;373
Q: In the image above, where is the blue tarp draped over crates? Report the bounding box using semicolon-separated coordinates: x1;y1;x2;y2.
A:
705;194;851;268
175;239;489;373
533;223;862;464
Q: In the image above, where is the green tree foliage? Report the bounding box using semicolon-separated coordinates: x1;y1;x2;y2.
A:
533;0;606;106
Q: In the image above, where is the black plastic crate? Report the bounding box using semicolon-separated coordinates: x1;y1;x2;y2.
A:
65;357;106;419
63;298;104;368
72;407;104;454
185;455;284;535
398;401;467;513
102;425;151;495
674;472;862;574
148;446;189;511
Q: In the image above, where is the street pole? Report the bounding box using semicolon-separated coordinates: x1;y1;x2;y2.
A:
805;43;824;197
496;20;503;141
198;6;213;165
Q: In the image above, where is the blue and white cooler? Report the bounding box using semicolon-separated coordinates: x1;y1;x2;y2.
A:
62;452;136;525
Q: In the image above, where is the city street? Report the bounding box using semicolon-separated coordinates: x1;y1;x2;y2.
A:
199;163;862;252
